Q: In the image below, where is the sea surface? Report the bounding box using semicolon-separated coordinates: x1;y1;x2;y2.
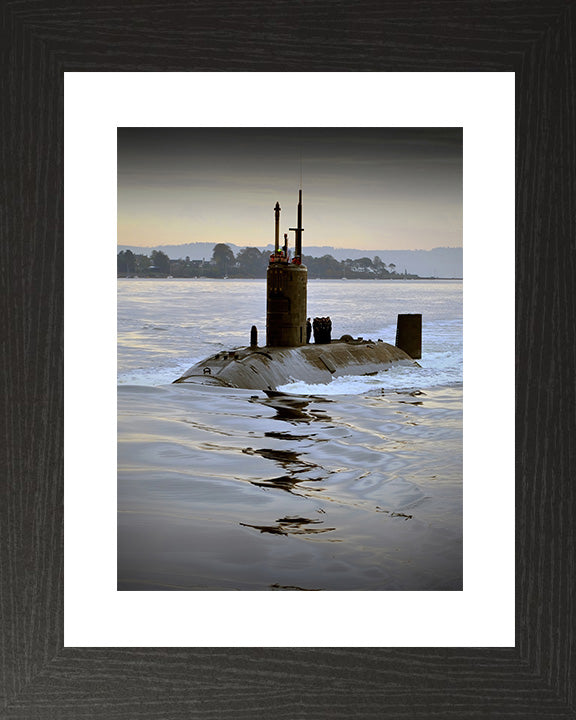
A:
118;279;463;591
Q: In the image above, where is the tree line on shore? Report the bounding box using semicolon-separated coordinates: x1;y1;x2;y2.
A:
117;244;420;279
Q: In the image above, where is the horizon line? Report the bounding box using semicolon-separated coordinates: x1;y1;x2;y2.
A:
117;242;462;251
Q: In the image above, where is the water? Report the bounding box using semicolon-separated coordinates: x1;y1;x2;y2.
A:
118;279;462;590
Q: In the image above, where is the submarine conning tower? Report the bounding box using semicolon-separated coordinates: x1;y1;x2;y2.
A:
266;190;308;347
174;187;423;390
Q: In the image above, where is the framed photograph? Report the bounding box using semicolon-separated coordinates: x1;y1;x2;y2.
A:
67;74;512;648
3;4;574;717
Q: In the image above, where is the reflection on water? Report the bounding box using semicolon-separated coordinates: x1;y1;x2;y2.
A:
242;443;322;496
118;279;463;591
270;584;321;591
251;392;333;424
240;516;336;537
118;383;462;591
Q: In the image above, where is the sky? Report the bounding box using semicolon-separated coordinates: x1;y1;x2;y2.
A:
117;127;462;252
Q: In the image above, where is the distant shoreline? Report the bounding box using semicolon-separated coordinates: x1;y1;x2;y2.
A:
117;243;463;280
117;275;463;281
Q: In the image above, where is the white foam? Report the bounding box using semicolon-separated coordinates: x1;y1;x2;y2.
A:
278;360;462;396
117;361;197;387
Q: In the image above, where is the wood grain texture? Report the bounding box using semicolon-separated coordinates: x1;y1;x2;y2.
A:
1;0;574;717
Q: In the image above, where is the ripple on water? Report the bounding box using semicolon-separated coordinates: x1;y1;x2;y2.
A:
118;382;462;590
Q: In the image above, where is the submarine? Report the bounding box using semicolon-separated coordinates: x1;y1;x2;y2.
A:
174;190;422;391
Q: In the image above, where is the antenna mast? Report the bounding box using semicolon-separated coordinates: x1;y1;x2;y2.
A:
289;189;303;259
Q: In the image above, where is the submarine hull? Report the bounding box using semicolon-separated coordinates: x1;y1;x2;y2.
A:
174;340;417;391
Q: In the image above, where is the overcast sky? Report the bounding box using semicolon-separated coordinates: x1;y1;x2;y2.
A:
117;127;462;251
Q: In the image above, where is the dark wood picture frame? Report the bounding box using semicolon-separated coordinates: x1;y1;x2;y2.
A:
1;2;574;717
